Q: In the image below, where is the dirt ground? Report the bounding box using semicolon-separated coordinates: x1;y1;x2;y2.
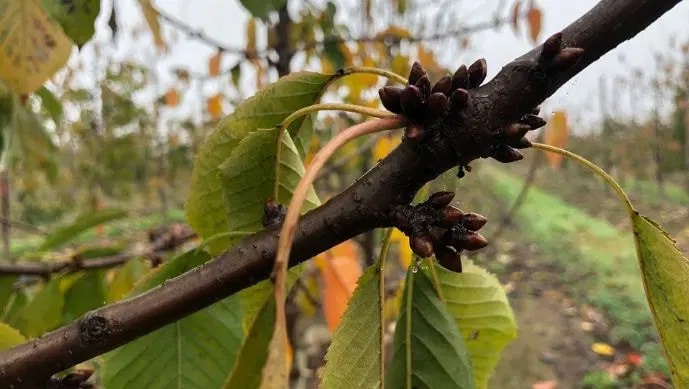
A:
490;259;599;388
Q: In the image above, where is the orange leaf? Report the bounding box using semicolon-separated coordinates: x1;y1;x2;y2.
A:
532;380;557;389
626;351;644;367
511;1;522;35
207;94;223;119
526;1;542;44
208;50;222;76
315;241;363;332
164;89;179;107
543;110;568;169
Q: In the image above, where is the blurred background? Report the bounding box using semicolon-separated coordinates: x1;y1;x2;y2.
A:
3;0;689;387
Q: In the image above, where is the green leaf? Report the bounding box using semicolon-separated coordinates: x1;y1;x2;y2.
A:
428;260;517;389
106;258;148;303
9;103;59;182
219;127;320;239
0;275;16;313
223;269;301;388
230;64;241;88
238;0;286;20
186;71;335;254
324;41;347;70
10;277;64;337
101;250;244;389
386;269;474;389
1;290;27;323
40;0;100;46
633;214;689;387
223;289;276;389
321;265;381;389
0;321;25;351
62;271;106;324
40;208;128;251
35;86;63;123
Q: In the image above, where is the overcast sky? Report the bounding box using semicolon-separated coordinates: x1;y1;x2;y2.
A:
77;0;689;133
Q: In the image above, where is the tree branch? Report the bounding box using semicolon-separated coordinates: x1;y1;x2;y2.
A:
0;0;680;385
0;227;196;276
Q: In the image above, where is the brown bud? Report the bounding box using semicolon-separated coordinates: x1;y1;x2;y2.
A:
540;32;563;61
390;209;410;229
531;106;541;115
263;198;285;227
440;206;464;227
449;88;469;110
415;75;431;99
427;92;448;118
467;58;487;88
400;85;424;116
457;232;488;251
520;114;547;129
504;123;531;139
427;191;455;207
379;86;403;114
552;47;585;68
431;75;453;96
405;123;425;140
410;235;434;258
408;61;427;85
435;246;462;273
460;213;488;231
451;64;468;90
491;145;523;163
509;137;533;149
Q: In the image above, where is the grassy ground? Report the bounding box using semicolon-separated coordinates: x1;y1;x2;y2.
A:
445;161;682;387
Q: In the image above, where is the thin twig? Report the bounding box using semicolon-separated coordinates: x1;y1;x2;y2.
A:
0;217;47;236
0;228;196;277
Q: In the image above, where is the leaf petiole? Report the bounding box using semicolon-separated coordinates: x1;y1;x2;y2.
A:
531;143;635;216
274;103;395;201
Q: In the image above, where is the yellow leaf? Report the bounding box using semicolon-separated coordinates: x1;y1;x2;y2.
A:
376;25;412;40
260;326;290;389
293;272;320;317
526;1;542;44
0;0;73;95
591;342;615;356
246;18;257;59
390;228;412;268
0;322;25;351
208;50;222;76
373;134;401;161
252;59;265;89
164;89;179;107
321;57;335;74
395;0;407;14
315;240;363;331
511;1;522;35
417;45;444;79
391;55;410;80
543;111;568;169
633;214;689;387
207;94;223;119
360;57;378;88
138;0;166;50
